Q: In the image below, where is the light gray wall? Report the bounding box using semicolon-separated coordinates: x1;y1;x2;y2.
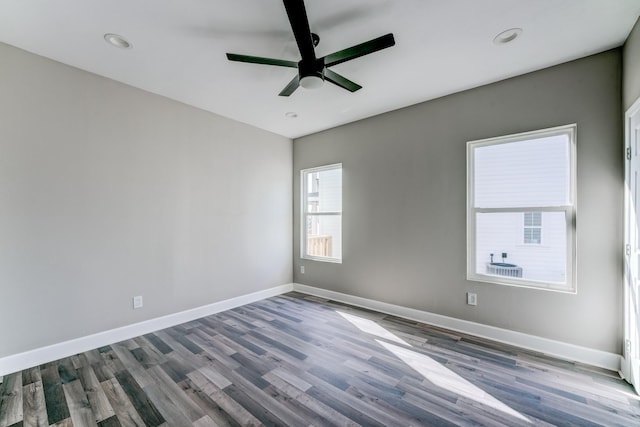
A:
0;42;292;358
293;50;623;353
624;17;640;110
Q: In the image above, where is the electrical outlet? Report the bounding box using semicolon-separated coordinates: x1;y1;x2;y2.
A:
133;296;143;309
467;292;477;306
300;265;305;274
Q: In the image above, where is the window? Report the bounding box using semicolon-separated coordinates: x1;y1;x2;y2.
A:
301;164;342;262
467;124;576;292
523;212;542;244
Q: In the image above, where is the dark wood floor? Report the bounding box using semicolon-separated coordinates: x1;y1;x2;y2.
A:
1;292;640;426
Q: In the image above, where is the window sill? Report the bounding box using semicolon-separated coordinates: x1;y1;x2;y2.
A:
301;255;342;264
467;272;576;294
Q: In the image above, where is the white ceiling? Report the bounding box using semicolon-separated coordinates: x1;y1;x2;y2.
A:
1;0;639;139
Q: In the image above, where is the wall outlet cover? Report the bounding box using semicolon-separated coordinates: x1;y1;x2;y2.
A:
467;292;477;306
133;296;143;309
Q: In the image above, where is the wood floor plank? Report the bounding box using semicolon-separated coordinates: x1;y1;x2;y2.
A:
63;379;98;427
84;349;104;366
40;363;70;425
164;328;204;355
220;368;312;427
224;309;262;330
348;374;458;427
191;336;241;370
453;398;524;427
396;379;482;426
146;365;205;422
261;383;334;426
91;361;115;384
155;330;205;363
70;354;87;370
110;343;156;389
113;371;165;426
262;371;358;426
159;352;196;384
311;368;423;427
181;377;241;427
130;347;160;370
192;415;219;427
21;368;41;387
342;358;400;389
49;417;73;427
188;371;262;426
132;336;164;360
143;385;193;426
0;373;23;427
246;329;307;361
56;358;78;384
100;378;146;427
305;385;386;427
22;380;48;427
77;365;116;423
222;383;291;427
143;333;173;355
99;349;127;378
265;367;312;393
96;415;123;427
197;366;232;390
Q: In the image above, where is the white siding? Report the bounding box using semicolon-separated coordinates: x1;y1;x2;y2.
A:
476;212;566;283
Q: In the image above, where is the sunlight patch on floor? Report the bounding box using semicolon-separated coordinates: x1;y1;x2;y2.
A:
337;311;409;345
335;310;529;422
377;340;530;423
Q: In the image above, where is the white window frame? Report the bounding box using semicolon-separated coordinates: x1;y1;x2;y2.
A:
466;124;577;293
301;163;342;263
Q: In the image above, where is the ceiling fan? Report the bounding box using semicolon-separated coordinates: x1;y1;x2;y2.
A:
226;0;395;96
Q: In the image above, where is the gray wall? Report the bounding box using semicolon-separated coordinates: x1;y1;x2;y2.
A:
0;42;292;358
624;17;640;111
293;50;623;354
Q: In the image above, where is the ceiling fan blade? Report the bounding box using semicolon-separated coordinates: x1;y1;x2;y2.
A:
226;53;297;68
324;69;362;92
282;0;317;61
323;33;395;67
279;75;300;96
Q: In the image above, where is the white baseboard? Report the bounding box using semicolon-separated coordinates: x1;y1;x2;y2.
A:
2;282;621;377
0;283;294;377
292;283;622;372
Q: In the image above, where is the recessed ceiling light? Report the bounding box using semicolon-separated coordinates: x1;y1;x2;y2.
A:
493;28;522;45
285;112;298;118
104;33;132;49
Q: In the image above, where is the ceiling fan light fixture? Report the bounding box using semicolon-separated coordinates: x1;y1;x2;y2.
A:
493;28;522;45
225;0;395;96
300;74;324;90
104;33;132;49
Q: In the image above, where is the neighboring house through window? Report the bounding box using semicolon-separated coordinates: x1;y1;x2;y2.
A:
301;164;342;263
467;124;576;292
